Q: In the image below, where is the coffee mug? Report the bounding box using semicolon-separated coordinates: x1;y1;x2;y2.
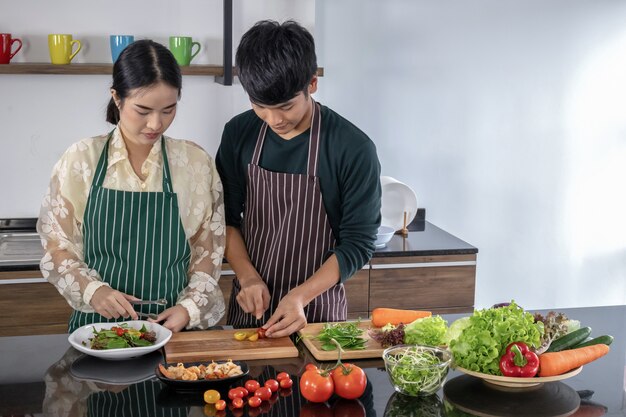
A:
110;35;134;63
169;36;201;66
48;34;82;65
0;33;23;64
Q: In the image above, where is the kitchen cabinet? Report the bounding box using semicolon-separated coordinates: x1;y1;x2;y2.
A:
0;221;477;336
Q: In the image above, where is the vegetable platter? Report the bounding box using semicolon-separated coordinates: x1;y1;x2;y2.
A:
455;365;582;389
68;320;171;360
298;320;385;361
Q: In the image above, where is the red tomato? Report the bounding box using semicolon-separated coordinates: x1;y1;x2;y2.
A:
299;368;334;403
228;388;244;400
244;379;261;393
254;386;272;401
332;398;366;417
279;378;293;389
276;371;290;381
264;378;279;392
331;363;367;400
248;396;262;408
214;400;226;411
238;387;249;397
257;327;267;339
231;397;244;409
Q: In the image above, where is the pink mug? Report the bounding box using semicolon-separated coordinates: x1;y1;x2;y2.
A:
0;33;23;64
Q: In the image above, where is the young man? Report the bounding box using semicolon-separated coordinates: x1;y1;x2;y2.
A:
216;20;381;338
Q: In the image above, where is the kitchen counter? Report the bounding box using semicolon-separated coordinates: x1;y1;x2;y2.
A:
1;305;624;416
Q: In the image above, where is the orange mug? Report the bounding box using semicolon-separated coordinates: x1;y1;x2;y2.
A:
0;33;23;64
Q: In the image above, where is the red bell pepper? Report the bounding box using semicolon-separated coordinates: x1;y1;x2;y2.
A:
499;342;539;377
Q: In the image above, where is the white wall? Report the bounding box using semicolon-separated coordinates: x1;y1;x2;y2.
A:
316;1;626;310
0;0;314;217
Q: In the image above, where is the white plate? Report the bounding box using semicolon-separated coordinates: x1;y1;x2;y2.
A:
68;320;172;361
455;366;583;389
380;176;418;232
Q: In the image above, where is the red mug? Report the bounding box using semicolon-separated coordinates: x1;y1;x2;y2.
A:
0;33;23;64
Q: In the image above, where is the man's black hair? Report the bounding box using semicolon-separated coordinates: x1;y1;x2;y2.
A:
236;20;317;105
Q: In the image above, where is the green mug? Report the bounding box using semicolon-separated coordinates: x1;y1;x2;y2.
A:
169;36;200;66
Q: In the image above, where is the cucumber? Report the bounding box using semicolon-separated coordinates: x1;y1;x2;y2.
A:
546;327;592;352
573;335;613;348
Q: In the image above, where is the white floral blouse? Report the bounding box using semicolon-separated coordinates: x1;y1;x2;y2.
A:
37;127;226;329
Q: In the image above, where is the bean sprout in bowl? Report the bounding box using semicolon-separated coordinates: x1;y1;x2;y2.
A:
383;344;451;396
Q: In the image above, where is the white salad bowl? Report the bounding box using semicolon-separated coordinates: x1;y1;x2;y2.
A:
68;320;171;361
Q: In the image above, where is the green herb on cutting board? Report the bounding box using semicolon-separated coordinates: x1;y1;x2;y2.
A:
316;321;367;351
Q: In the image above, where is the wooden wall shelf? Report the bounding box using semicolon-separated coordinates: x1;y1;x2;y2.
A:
0;63;324;77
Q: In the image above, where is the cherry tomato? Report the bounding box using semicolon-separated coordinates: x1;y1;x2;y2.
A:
233;331;249;341
248;396;262;408
257;327;267;339
276;371;290;381
331;363;367;400
299;368;334;403
203;389;221;404
332;398;366;417
231;397;244;409
214;399;226;411
228;388;244;400
247;333;259;342
264;378;279;392
279;378;293;389
238;387;249;397
244;379;261;392
115;327;125;336
254;386;272;401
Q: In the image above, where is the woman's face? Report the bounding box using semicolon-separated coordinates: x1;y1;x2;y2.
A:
113;82;179;149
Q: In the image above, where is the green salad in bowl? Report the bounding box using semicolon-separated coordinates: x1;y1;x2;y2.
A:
383;344;452;396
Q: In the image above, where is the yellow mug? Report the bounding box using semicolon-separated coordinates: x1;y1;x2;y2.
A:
48;34;82;64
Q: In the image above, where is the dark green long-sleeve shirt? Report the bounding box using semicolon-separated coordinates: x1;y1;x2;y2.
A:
216;103;381;282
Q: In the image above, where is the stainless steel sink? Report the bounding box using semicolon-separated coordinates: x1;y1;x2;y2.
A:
0;232;44;265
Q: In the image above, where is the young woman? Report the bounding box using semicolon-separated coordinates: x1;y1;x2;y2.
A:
216;21;381;338
38;40;225;333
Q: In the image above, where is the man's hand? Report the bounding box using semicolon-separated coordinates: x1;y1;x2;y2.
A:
236;275;271;320
90;286;139;320
152;305;189;332
263;292;307;338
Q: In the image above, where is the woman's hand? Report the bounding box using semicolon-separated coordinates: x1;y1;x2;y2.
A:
236;275;271;320
263;292;307;338
152;305;189;332
90;286;139;320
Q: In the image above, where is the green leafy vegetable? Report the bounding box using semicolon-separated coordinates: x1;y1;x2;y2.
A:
385;346;449;396
404;315;448;346
443;316;471;345
87;323;156;350
449;301;543;375
316;321;367;351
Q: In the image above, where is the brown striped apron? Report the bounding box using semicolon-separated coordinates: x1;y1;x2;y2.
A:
227;100;347;327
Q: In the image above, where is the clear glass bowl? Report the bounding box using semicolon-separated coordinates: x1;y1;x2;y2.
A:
383;344;452;396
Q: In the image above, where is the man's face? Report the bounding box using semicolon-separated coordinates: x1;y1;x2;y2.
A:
250;78;318;139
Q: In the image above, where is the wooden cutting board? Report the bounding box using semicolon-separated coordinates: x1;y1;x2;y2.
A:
297;320;385;361
164;328;299;363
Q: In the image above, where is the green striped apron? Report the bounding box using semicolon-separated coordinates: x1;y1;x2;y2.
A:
68;133;191;332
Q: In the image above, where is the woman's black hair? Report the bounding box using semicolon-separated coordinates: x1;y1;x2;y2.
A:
236;20;317;105
106;39;182;124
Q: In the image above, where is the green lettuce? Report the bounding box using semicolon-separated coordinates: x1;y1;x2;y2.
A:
443;316;471;345
404;315;448;346
449;301;543;375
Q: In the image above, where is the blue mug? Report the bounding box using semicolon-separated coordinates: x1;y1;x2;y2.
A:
110;35;134;62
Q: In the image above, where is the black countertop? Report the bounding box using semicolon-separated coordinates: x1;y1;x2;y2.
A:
1;305;624;416
0;218;477;272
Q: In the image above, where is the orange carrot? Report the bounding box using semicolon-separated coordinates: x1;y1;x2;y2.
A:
538;344;610;377
371;308;432;327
